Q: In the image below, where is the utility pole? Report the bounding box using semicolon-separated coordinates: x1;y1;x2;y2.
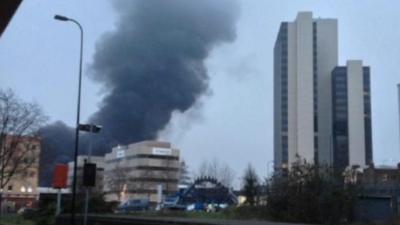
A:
54;14;84;225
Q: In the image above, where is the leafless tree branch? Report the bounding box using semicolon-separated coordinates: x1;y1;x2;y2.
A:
0;89;47;192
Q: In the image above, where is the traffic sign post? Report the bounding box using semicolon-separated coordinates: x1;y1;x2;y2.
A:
52;164;68;216
79;124;101;225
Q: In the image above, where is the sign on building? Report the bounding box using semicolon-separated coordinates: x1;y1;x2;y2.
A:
116;150;125;158
152;147;172;156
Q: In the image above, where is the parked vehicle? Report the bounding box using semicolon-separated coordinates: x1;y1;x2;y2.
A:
163;196;186;210
186;202;207;211
18;207;38;219
116;198;150;212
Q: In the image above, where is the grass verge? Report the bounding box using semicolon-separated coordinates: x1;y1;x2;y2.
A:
112;206;270;221
0;214;34;225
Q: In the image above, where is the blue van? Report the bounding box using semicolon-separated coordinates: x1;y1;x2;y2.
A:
116;198;150;212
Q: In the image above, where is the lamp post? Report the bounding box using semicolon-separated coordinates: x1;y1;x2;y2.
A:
54;14;83;225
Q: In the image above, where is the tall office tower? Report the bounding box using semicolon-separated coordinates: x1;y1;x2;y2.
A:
274;12;338;169
331;61;373;171
398;84;400;154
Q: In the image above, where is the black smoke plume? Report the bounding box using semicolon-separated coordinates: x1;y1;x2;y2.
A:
39;0;239;186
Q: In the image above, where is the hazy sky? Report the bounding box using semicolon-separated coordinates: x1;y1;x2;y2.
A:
1;0;400;186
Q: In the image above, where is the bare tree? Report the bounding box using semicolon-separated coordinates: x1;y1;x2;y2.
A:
198;160;208;177
0;89;47;212
104;163;129;202
179;160;192;186
135;169;156;199
219;164;235;188
207;159;220;179
195;158;235;188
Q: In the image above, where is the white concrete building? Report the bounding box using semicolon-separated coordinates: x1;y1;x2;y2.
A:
274;12;338;169
103;141;180;204
398;83;400;151
331;61;372;170
67;155;105;193
274;12;372;171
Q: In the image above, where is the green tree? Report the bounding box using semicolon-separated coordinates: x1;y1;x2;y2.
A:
266;161;358;224
242;163;259;206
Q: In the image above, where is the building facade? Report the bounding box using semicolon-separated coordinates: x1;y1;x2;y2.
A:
1;136;41;212
103;141;180;204
350;165;400;222
274;12;372;171
398;83;400;147
67;155;105;193
274;12;338;169
332;61;373;171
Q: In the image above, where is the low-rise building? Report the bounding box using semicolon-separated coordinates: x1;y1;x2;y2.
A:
103;141;180;205
352;165;400;222
67;155;105;193
1;136;40;212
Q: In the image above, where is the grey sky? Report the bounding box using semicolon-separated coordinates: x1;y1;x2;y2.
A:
1;0;400;185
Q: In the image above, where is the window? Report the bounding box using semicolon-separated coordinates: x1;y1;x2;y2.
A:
334;121;348;135
24;155;34;164
381;174;388;182
29;170;36;178
7;185;12;191
314;116;318;132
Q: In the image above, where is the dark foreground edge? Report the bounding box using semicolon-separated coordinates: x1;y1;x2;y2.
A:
55;214;318;225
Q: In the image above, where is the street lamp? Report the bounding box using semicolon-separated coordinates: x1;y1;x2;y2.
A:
54;14;83;225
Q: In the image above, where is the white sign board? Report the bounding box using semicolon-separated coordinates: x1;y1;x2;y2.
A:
116;150;125;159
152;147;172;156
157;184;163;203
156;184;163;211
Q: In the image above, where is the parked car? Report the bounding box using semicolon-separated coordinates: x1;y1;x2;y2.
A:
163;196;186;210
116;198;150;212
186;202;207;211
18;207;38;219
